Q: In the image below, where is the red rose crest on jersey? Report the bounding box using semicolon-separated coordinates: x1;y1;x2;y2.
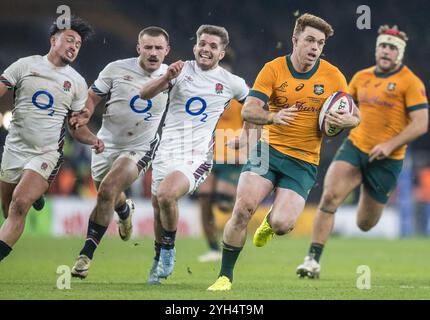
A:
63;80;72;92
41;162;48;171
215;83;224;94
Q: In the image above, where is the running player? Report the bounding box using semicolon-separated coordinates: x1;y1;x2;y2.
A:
196;56;247;263
208;13;361;291
140;25;249;284
296;25;428;279
0;17;101;262
70;27;171;278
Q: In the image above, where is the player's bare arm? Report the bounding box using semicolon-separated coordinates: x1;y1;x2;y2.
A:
68;123;105;154
69;89;103;129
242;96;297;125
369;108;428;162
140;60;184;99
325;103;361;128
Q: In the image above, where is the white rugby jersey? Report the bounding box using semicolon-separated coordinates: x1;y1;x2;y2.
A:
92;58;169;150
0;55;87;155
154;60;249;163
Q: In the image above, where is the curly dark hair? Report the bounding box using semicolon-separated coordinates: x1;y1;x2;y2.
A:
49;15;94;42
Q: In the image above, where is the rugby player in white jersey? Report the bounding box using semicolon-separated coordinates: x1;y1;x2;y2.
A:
140;25;249;284
0;17;103;262
70;27;171;279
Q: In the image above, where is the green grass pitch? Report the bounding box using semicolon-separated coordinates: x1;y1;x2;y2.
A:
0;236;429;299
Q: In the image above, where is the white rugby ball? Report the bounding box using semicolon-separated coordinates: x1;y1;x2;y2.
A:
319;91;354;137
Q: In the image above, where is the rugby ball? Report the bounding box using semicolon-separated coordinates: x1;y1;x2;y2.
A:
319;91;354;137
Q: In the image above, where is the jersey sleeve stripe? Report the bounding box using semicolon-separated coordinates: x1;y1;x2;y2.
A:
248;90;269;103
407;103;429;113
0;76;13;89
90;84;108;97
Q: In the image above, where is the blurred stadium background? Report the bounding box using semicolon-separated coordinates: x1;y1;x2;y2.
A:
1;0;430;241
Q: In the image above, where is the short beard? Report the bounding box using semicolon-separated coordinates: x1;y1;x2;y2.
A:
198;60;217;71
60;56;71;66
377;61;398;73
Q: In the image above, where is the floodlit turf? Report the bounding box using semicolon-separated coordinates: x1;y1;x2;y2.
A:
0;236;429;300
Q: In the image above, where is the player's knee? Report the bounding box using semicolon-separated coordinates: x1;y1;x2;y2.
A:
270;217;295;235
156;188;177;207
237;198;255;216
230;212;250;231
9;196;31;217
357;219;376;232
232;197;255;224
320;190;341;212
97;184;116;204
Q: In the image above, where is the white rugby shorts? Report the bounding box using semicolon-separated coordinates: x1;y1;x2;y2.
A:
0;148;63;184
151;158;213;195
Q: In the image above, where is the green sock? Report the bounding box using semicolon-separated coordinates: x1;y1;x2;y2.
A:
309;243;324;262
219;242;242;282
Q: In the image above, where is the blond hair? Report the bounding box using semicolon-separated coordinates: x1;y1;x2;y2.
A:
293;13;334;39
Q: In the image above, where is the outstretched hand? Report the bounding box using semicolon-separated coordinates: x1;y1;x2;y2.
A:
166;60;185;80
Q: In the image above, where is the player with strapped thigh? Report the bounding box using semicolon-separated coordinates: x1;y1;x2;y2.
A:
140;25;249;284
0;17;103;263
69;27;171;279
296;25;428;279
207;13;361;291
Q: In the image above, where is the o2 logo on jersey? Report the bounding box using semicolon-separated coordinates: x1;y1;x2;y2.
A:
129;95;152;121
185;97;208;122
32;91;55;116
